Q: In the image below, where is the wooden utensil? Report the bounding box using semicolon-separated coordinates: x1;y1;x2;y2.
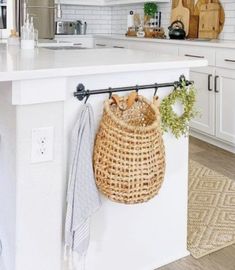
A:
195;0;225;34
171;0;190;36
198;0;220;39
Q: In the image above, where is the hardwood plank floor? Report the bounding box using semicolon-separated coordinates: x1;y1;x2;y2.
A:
157;137;235;270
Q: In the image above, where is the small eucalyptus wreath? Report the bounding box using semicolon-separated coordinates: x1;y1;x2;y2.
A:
160;81;197;138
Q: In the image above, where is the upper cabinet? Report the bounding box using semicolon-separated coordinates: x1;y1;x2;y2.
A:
57;0;169;5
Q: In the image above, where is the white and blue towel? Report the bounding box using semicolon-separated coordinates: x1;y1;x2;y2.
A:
64;104;101;270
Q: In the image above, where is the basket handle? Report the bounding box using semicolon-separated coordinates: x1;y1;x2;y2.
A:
111;92;138;111
111;94;120;106
127;91;138;109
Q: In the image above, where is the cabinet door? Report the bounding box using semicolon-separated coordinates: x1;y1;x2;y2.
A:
189;67;216;135
215;68;235;145
128;41;178;55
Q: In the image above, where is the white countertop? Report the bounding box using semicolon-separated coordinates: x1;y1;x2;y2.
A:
95;34;235;49
0;44;207;82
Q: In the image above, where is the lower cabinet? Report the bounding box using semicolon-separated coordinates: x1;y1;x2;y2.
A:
190;67;235;146
128;40;179;55
215;68;235;145
190;67;216;136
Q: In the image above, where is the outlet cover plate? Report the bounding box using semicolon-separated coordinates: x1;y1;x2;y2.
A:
31;127;54;163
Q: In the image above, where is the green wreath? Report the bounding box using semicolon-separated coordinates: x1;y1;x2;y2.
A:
160;82;197;138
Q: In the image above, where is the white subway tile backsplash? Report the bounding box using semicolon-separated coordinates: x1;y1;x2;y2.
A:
61;1;235;40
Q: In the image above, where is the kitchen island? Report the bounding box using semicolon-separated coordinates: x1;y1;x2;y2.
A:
0;44;207;270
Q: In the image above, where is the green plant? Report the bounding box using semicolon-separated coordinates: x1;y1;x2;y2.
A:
160;82;197;138
144;2;158;17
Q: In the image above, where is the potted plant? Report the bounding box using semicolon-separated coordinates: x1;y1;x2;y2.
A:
144;2;158;25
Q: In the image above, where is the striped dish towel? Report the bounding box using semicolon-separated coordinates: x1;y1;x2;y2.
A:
64;104;101;270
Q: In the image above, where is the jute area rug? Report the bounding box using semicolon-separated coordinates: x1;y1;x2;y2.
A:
188;160;235;259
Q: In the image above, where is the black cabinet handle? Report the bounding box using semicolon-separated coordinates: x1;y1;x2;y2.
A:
113;46;125;49
185;54;205;59
96;44;106;47
208;74;213;91
224;59;235;63
214;76;219;93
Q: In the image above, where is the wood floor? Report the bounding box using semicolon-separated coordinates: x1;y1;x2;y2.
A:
157;136;235;270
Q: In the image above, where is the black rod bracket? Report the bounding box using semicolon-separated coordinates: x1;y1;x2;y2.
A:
74;83;87;101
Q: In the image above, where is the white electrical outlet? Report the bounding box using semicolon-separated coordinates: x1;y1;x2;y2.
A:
31;127;54;163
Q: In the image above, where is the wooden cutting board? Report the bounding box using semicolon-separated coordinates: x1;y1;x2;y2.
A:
172;0;195;15
171;0;190;35
198;0;220;38
188;15;199;38
195;0;225;33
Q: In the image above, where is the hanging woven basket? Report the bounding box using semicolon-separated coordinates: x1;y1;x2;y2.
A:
93;92;165;204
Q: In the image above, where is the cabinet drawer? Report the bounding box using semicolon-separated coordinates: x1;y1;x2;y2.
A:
216;49;235;69
111;40;129;49
128;41;178;55
55;37;94;48
95;38;112;48
179;46;215;66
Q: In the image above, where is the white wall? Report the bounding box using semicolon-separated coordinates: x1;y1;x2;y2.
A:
61;1;235;40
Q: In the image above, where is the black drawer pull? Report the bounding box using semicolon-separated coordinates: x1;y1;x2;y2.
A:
214;76;219;93
208;74;213;91
185;54;205;59
224;59;235;63
73;43;82;46
113;46;125;49
96;44;106;47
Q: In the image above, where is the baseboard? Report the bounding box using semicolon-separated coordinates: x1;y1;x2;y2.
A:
190;130;235;154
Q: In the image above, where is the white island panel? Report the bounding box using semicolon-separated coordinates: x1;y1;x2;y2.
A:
0;46;207;270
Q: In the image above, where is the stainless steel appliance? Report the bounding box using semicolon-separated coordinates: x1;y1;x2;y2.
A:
0;4;7;29
55;21;76;35
76;20;87;35
16;0;55;39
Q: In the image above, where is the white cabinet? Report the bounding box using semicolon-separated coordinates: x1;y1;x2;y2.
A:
94;38;128;48
215;68;235;145
128;40;179;55
112;39;129;48
95;38;112;48
55;36;94;48
190;67;216;136
179;45;216;66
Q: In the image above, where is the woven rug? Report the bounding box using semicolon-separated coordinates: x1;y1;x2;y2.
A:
188;160;235;259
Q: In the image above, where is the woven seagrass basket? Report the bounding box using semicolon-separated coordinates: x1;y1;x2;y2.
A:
93;93;165;204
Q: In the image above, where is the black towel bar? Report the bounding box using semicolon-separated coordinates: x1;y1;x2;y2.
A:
74;75;193;102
